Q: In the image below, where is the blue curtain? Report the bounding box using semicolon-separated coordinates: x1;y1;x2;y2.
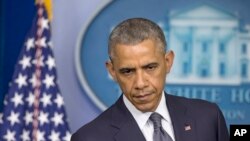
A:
0;0;35;111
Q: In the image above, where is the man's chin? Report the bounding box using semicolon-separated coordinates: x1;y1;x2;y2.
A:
135;103;157;113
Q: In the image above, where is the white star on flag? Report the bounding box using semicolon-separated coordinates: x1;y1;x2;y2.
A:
20;129;30;141
25;38;35;51
15;73;28;88
7;111;20;126
54;93;64;108
32;55;45;67
35;36;47;48
43;74;55;89
41;17;49;30
49;130;60;141
19;55;32;70
26;92;35;107
46;55;56;70
29;73;37;88
37;130;46;141
11;92;24;107
51;112;64;127
3;130;16;141
24;111;33;125
41;92;52;107
38;111;49;126
63;131;72;141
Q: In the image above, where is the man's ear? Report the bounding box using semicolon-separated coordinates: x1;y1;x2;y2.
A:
165;50;174;73
105;60;117;81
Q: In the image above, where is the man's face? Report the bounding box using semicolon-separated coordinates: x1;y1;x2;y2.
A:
106;39;174;112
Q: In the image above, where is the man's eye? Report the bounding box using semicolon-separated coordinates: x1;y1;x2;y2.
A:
147;65;157;70
120;69;133;75
148;66;155;70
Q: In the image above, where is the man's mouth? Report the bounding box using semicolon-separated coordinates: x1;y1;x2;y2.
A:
134;93;152;102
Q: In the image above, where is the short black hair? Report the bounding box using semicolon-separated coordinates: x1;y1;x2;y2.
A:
108;18;167;59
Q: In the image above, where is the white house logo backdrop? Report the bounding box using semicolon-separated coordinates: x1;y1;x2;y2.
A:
75;0;250;125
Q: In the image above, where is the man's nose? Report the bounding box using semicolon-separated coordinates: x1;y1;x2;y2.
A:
134;71;148;89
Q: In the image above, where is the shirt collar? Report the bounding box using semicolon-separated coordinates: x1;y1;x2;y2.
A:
155;93;171;123
123;92;171;130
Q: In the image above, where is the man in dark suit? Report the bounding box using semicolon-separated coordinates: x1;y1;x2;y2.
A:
71;18;229;141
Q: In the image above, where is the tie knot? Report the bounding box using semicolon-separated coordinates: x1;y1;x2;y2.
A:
150;112;162;129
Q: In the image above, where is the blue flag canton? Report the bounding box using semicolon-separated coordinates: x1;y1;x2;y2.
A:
0;4;71;141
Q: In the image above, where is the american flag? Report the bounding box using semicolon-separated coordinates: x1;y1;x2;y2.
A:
0;1;71;141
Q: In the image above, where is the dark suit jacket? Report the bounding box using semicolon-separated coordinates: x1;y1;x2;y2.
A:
71;93;229;141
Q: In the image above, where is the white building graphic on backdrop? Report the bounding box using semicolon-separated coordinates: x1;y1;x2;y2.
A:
165;4;250;85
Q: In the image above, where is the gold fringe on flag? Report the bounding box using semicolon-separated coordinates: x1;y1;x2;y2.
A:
35;0;53;21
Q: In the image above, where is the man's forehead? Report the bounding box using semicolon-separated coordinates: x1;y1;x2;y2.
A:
113;40;159;54
114;58;159;68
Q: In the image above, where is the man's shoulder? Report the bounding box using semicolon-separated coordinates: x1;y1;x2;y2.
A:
167;94;221;114
71;105;116;140
166;94;229;140
168;94;217;106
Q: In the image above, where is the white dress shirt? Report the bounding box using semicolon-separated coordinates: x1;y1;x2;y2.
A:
123;92;175;141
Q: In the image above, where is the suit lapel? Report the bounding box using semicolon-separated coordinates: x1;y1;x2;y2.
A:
166;94;197;141
110;94;197;141
111;96;146;141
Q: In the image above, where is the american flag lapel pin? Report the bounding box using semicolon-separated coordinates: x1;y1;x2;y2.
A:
185;125;191;131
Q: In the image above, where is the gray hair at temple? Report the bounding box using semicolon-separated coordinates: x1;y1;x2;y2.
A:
108;18;167;59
